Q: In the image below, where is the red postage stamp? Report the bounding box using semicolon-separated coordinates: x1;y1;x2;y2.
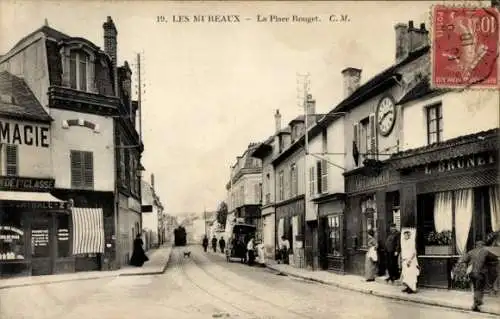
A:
431;5;499;89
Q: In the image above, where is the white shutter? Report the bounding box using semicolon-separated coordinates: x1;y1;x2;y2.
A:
369;113;377;159
321;159;328;193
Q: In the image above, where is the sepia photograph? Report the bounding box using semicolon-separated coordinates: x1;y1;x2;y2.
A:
0;0;499;318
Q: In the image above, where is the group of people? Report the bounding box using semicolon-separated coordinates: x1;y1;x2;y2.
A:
202;234;264;267
365;223;499;312
364;224;418;294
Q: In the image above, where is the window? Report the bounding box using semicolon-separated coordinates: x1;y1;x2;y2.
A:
5;144;18;176
278;170;284;201
308;166;315;196
279;137;285;153
427;103;443;145
327;215;342;256
316;160;322;194
290;163;298;197
70;51;89;91
361;195;377;247
70;150;94;189
0;210;25;261
360;117;369;157
254;183;261;203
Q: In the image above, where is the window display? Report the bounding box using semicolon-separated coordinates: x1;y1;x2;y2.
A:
0;211;25;260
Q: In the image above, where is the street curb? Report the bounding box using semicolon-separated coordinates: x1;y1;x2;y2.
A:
0;274;119;290
0;247;174;289
265;265;500;316
118;246;173;277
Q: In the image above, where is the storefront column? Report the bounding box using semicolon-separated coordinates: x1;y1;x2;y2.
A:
400;184;417;228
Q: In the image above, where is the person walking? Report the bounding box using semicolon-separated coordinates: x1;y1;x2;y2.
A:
129;234;149;267
246;236;256;266
385;223;401;283
458;241;498;312
211;235;218;253
278;235;290;264
364;229;378;282
202;235;209;252
219;236;226;254
400;229;419;293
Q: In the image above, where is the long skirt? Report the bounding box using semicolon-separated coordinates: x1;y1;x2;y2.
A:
365;253;377;280
401;261;419;291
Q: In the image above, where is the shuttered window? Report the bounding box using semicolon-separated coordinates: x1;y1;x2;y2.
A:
321;159;328;193
316;160;322;194
119;138;126;182
308;166;315;196
70;150;94;189
368;113;377;158
6;144;18;176
353;123;359;166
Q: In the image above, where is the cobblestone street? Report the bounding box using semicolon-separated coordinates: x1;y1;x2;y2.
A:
1;246;497;319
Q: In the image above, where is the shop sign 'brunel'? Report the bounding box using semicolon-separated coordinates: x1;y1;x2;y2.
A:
424;153;496;175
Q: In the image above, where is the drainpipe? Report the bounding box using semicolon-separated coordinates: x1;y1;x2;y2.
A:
112;118;120;270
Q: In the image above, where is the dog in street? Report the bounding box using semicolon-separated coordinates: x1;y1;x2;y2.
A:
183;251;191;258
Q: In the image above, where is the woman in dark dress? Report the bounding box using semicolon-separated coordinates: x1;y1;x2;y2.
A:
130;234;149;267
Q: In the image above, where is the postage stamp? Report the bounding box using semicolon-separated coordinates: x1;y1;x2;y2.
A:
431;5;499;89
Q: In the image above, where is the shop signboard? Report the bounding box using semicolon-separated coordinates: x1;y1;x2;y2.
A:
0;176;55;192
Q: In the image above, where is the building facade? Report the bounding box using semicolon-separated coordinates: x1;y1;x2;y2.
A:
390;84;499;289
0;71;72;278
226;143;263;238
141;174;160;250
0;17;143;274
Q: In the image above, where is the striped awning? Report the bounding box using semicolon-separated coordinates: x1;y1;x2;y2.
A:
72;207;105;255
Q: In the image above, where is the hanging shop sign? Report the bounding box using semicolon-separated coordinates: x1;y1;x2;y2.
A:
0;176;55;192
424;152;496;175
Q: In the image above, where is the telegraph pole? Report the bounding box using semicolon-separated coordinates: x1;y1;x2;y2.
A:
136;53;142;143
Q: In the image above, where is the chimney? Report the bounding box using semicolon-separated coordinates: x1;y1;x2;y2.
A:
408;21;429;53
103;16;118;96
151;173;155;190
341;68;362;98
395;23;409;63
395;21;428;63
274;109;282;132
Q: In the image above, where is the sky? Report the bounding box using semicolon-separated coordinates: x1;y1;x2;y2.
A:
0;0;491;215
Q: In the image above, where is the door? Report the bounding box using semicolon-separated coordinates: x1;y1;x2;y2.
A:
31;213;54;276
319;217;328;270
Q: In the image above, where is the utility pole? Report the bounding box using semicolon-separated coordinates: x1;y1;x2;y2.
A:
136;53;143;144
297;72;310;270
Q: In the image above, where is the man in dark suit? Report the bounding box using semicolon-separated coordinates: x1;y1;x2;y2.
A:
385;223;401;283
459;241;498;312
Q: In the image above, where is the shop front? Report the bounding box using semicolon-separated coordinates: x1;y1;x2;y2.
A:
0;176;71;278
314;193;346;273
275;196;305;268
343;164;403;276
392;129;499;289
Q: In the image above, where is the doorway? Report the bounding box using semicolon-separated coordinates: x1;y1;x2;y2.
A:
31;213;53;276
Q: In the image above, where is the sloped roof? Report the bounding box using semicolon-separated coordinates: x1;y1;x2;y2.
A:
0;71;52;122
7;25;70;55
397;77;451;105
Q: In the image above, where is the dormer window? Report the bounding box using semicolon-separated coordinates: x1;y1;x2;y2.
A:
70;50;90;91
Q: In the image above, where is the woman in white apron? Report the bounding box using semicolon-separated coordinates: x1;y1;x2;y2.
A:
401;228;419;293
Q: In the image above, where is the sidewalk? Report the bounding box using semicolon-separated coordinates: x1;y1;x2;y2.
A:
265;261;500;316
0;245;173;290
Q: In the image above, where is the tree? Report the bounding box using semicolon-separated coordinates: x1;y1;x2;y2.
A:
216;201;228;228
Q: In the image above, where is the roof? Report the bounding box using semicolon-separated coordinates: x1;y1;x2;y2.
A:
330;46;430;115
8;25;70;54
289;114;325;125
0;71;52;122
397;77;451;105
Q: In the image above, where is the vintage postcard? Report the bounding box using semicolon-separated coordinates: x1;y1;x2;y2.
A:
0;0;499;318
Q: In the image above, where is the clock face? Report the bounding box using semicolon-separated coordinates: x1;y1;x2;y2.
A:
377;96;396;137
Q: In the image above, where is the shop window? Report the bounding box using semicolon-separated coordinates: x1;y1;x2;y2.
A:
70;150;94;189
57;214;70;258
361;195;377;248
0;210;25;260
327;215;342;256
426;103;443;145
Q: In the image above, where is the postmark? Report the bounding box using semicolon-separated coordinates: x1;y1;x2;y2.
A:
431;5;499;89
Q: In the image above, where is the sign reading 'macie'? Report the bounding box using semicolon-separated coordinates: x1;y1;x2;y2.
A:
0;120;50;148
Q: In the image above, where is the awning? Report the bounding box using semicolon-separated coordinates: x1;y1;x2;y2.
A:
0;191;65;202
72;207;105;255
0;191;68;210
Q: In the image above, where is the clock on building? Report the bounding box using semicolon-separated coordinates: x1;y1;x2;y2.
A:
376;96;396;137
